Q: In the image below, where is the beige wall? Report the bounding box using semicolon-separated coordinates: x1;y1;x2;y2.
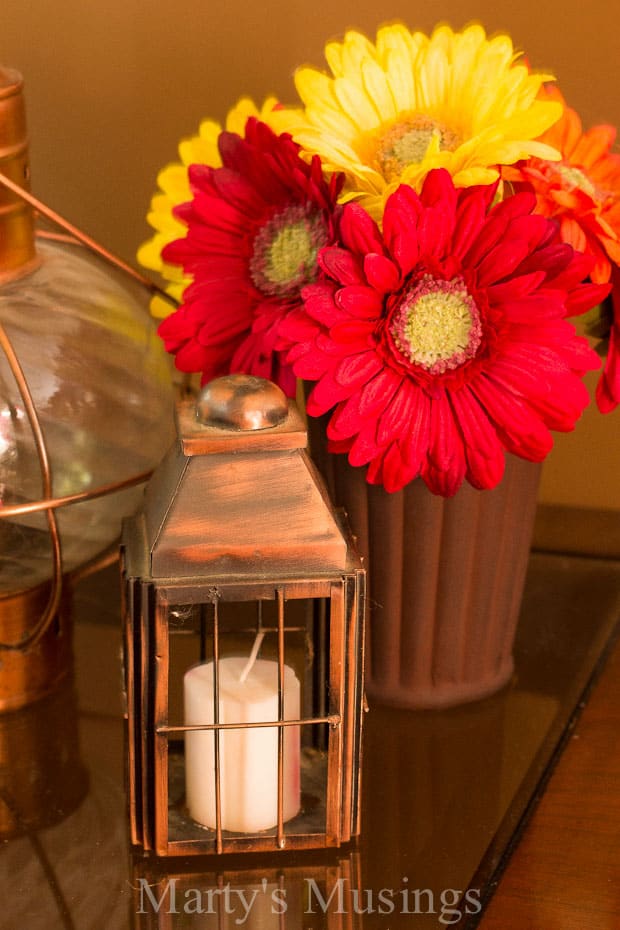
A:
1;0;618;509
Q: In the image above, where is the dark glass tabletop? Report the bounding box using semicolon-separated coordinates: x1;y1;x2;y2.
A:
2;550;619;929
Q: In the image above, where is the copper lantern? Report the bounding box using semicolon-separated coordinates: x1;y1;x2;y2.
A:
121;375;366;857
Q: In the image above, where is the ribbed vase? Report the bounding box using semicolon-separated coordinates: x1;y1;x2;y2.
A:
309;421;541;708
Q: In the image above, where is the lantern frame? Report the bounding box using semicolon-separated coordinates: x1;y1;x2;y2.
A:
121;386;366;857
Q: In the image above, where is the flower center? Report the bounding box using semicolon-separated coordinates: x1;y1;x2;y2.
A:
556;163;597;199
249;204;328;299
390;275;482;374
374;115;461;181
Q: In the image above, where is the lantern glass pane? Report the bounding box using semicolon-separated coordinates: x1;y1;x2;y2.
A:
163;590;336;851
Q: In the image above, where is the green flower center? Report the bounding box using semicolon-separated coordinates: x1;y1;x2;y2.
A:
391;275;482;373
375;115;461;181
250;205;328;299
556;163;597;199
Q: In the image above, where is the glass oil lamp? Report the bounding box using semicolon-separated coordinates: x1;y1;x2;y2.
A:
0;65;175;710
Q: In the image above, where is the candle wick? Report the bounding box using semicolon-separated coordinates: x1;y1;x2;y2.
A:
239;631;265;683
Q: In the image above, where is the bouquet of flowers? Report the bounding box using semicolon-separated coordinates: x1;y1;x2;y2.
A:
138;22;619;497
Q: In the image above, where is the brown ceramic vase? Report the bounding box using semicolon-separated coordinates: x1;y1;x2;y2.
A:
309;420;541;709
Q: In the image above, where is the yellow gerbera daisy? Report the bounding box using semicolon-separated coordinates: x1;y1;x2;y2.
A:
138;97;280;318
271;23;563;218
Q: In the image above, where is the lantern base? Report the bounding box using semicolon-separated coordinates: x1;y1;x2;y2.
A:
0;580;73;712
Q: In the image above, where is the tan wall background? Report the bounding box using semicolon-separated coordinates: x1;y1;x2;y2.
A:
1;0;618;510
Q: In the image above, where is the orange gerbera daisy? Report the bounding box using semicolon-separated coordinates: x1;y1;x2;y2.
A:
504;87;620;284
505;88;620;412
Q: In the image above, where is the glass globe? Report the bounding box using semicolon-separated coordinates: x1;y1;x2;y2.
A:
0;232;175;596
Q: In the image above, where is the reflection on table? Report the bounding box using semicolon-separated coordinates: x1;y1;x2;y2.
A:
1;553;619;929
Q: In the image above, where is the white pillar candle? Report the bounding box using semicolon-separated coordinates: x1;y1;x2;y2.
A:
184;657;301;833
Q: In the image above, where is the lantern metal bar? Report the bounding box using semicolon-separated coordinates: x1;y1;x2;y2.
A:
154;595;170;856
313;597;329;751
212;594;223;855
157;714;341;734
342;575;363;841
276;586;285;848
326;580;346;845
199;604;207;663
140;582;155;852
351;572;366;838
169;622;307;637
160;832;342;857
157;579;335;605
122;567;140;848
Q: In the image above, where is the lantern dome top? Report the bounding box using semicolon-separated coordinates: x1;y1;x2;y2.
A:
196;375;288;432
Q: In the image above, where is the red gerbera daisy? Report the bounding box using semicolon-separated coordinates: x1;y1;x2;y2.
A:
281;169;608;495
596;264;620;413
158;118;343;395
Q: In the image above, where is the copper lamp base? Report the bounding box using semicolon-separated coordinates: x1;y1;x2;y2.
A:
0;581;72;712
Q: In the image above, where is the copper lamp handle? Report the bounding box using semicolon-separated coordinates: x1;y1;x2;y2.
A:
0;318;62;650
0;170;177;307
